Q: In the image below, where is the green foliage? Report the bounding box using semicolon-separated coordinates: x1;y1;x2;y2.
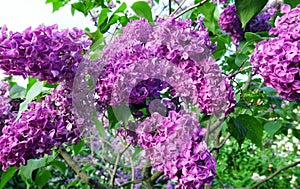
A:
131;1;153;23
16;80;44;121
235;0;268;28
0;167;17;189
284;0;300;8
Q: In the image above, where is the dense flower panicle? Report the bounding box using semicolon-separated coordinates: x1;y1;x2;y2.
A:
96;18;235;116
91;18;234;188
218;5;244;44
136;111;216;189
246;11;272;33
251;4;300;102
0;84;80;171
0;25;91;84
101;19;153;61
0;81;11;131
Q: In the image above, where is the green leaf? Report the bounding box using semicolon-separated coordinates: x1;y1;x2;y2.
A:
16;81;44;121
0;167;17;189
10;85;26;99
228;117;247;146
72;2;87;15
235;0;268;28
92;111;106;138
264;120;282;137
292;129;300;140
236;114;263;148
50;160;67;174
34;170;51;188
196;2;218;34
235;54;249;67
97;8;111;27
244;32;264;42
20;157;47;181
108;106;122;130
131;1;153;22
284;0;300;8
73;140;85;156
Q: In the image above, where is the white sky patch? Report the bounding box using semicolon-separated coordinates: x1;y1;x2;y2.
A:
0;0;95;31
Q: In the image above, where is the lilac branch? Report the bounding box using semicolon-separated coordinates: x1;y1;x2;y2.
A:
242;160;300;189
59;148;110;189
174;0;208;19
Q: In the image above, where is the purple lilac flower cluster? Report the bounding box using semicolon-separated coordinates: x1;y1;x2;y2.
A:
94;18;234;188
0;84;80;171
97;18;235;116
218;4;273;44
218;5;244;44
250;4;300;102
136;111;216;189
0;81;11;131
0;25;91;85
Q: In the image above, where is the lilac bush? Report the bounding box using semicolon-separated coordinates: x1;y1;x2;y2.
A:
250;4;300;102
0;25;91;85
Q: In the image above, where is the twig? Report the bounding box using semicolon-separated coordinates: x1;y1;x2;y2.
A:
210;133;230;151
59;148;109;189
110;144;131;186
174;0;208;19
241;160;300;189
208;117;225;134
171;0;187;16
119;179;144;187
130;158;135;189
169;0;172;15
243;72;252;91
149;171;164;184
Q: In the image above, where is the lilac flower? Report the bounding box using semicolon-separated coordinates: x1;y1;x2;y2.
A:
0;25;91;85
250;4;300;102
96;18;235;116
0;84;80;171
0;81;11;132
218;5;244;44
136;111;216;189
219;4;274;44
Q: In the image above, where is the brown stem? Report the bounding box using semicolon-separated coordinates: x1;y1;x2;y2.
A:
59;148;109;189
174;0;208;19
241;160;300;189
210;133;231;151
110;144;131;187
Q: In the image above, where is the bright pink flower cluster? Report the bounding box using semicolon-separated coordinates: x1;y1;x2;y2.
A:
0;25;91;85
250;4;300;101
0;85;80;171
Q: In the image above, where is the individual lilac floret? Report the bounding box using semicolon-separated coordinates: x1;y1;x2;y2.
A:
250;4;300;102
0;84;80;171
218;4;244;44
0;25;91;85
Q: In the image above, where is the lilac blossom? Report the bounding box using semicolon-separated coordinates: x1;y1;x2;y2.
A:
0;24;91;85
0;84;80;171
250;4;300;102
